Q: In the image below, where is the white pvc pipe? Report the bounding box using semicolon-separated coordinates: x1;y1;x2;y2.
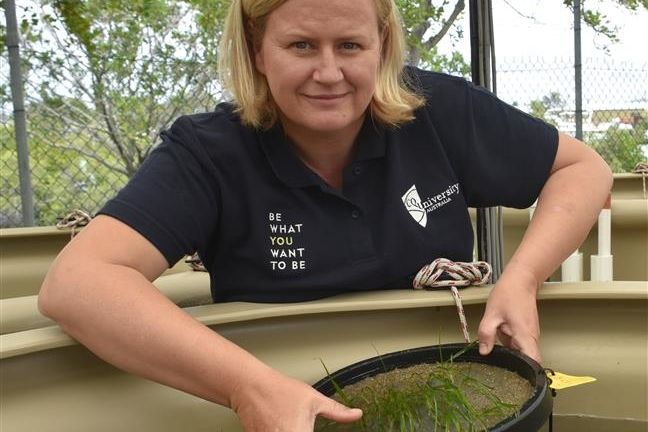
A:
562;251;583;282
598;208;611;256
591;196;613;282
591;255;613;281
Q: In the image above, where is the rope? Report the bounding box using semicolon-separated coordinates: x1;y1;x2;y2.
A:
56;209;92;239
633;162;648;199
185;252;207;272
413;258;492;342
55;209;207;272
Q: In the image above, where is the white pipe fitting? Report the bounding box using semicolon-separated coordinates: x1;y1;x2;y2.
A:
562;251;583;282
591;197;613;282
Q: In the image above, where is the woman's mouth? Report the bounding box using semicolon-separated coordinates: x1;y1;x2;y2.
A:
305;93;348;100
303;93;349;107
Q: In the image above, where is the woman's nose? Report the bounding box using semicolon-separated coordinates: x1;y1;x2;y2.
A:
312;48;343;83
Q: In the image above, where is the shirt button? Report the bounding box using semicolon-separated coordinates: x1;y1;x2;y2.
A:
351;210;360;219
353;166;362;175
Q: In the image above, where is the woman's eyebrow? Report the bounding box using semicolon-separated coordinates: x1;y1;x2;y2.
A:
280;31;371;41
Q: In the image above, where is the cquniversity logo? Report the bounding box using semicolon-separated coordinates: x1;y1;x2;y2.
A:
402;184;427;228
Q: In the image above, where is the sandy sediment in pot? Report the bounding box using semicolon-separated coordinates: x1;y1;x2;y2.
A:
316;361;532;431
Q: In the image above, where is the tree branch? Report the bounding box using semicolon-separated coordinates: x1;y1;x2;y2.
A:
95;82;136;175
34;100;121;149
501;0;538;21
47;143;129;176
424;0;465;49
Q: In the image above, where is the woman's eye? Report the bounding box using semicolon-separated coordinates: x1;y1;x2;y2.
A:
341;42;359;50
293;41;310;50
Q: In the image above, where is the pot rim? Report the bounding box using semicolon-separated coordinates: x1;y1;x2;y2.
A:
313;343;552;432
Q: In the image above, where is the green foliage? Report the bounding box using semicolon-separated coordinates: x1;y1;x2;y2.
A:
396;0;470;75
528;92;647;173
587;123;647;172
0;124;22;226
19;0;229;178
1;117;128;227
562;0;648;46
54;0;98;58
529;92;566;127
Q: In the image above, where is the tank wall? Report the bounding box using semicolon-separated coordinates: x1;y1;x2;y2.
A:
1;298;646;431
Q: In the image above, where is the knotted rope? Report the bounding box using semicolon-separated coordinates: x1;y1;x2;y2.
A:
413;258;492;342
633;162;648;199
56;209;92;239
185;252;207;272
55;209;207;271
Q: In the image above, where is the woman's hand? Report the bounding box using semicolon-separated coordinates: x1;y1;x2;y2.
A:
477;264;542;363
231;368;362;431
477;132;614;365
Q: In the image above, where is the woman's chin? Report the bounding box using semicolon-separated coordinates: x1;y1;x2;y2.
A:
294;115;363;136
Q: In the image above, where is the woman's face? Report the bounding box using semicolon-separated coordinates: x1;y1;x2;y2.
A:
255;0;383;139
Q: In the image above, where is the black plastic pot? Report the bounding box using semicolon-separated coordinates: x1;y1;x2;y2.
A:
313;344;552;432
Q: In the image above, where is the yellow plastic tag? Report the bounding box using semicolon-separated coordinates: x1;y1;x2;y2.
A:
546;371;596;390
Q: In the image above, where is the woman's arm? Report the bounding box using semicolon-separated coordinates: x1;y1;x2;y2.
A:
477;132;613;362
38;215;361;430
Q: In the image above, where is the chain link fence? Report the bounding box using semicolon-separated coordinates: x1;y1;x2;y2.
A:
496;57;648;174
2;56;647;227
1;59;222;228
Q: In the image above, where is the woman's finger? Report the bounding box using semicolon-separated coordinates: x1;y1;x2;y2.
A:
316;395;363;424
477;313;502;356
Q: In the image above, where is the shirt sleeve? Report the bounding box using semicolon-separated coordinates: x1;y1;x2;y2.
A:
421;73;559;209
98;115;220;266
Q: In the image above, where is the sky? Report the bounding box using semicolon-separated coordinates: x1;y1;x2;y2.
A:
436;0;648;110
492;0;647;61
439;0;648;62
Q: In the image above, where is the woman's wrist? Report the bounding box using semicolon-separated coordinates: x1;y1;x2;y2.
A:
497;260;541;294
227;359;280;411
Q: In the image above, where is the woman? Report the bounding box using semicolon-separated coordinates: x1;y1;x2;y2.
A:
38;0;613;430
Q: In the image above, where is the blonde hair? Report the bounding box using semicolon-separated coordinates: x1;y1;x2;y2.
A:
218;0;424;129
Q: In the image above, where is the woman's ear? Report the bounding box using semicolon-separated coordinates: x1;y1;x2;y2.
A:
382;23;389;45
255;48;266;75
248;22;266;75
380;24;389;61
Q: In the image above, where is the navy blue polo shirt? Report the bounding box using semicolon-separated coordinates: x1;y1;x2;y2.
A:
99;68;558;303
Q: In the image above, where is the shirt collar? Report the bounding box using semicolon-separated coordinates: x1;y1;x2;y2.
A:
258;113;387;188
354;113;386;161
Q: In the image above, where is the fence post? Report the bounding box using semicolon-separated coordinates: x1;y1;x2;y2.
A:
574;0;583;141
4;0;35;226
470;0;503;282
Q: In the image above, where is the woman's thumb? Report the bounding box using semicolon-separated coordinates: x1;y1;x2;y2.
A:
478;314;500;356
316;396;363;423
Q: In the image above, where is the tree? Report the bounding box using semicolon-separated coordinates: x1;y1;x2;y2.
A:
1;102;128;227
397;0;470;75
587;119;647;173
529;91;566;126
561;0;648;46
395;0;648;73
527;91;647;173
16;0;229;178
